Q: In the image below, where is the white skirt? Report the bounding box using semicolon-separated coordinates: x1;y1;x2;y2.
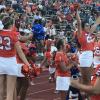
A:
0;56;21;76
56;76;70;91
17;64;24;77
79;51;93;67
93;56;100;68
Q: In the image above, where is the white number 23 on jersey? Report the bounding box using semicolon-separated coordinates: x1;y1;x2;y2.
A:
86;35;94;43
0;36;11;50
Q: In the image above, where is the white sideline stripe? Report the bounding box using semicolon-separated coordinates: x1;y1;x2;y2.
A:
33;81;49;85
27;88;54;95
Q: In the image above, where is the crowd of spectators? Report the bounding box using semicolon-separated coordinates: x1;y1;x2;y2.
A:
0;0;99;52
0;1;99;37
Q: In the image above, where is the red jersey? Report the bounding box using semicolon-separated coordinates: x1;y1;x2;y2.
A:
91;65;100;100
16;42;29;64
55;51;70;77
0;30;18;57
94;42;100;56
78;31;94;51
44;51;52;63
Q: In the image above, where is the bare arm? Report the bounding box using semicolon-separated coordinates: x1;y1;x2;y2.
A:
76;10;82;37
71;77;100;94
90;16;100;33
15;41;30;66
73;81;93;93
92;77;100;94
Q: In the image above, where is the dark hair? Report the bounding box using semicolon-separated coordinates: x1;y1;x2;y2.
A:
2;17;13;29
0;8;5;13
34;19;39;24
38;19;42;24
20;31;25;36
56;39;64;50
81;20;88;29
36;12;39;15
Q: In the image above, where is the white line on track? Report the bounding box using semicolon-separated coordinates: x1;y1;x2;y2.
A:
27;88;54;95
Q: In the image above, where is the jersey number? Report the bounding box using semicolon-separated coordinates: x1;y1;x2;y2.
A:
0;36;11;50
94;47;100;55
86;35;94;43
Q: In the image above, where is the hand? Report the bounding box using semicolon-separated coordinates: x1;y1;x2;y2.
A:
71;78;80;88
21;64;30;77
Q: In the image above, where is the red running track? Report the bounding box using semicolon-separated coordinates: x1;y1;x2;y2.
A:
26;70;60;100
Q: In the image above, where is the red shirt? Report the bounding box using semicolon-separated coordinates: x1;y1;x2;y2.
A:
70;4;74;12
44;51;52;63
0;30;18;57
66;14;73;22
94;42;100;56
96;3;100;6
55;51;70;77
84;0;92;4
91;65;100;100
16;42;28;64
78;31;94;51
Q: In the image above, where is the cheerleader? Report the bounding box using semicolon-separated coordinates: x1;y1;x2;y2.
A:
16;40;30;100
76;9;100;86
0;17;30;100
54;39;73;100
41;39;55;82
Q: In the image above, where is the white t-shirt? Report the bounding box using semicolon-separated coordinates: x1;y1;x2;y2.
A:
51;46;57;53
0;5;6;10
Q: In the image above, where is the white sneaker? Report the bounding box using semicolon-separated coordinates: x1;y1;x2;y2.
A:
54;90;59;94
49;76;52;80
30;81;35;85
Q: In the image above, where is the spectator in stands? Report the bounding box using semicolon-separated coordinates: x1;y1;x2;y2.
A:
34;12;42;20
31;3;37;13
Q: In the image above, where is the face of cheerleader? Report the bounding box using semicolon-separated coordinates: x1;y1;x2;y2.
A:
63;40;67;52
84;23;90;33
